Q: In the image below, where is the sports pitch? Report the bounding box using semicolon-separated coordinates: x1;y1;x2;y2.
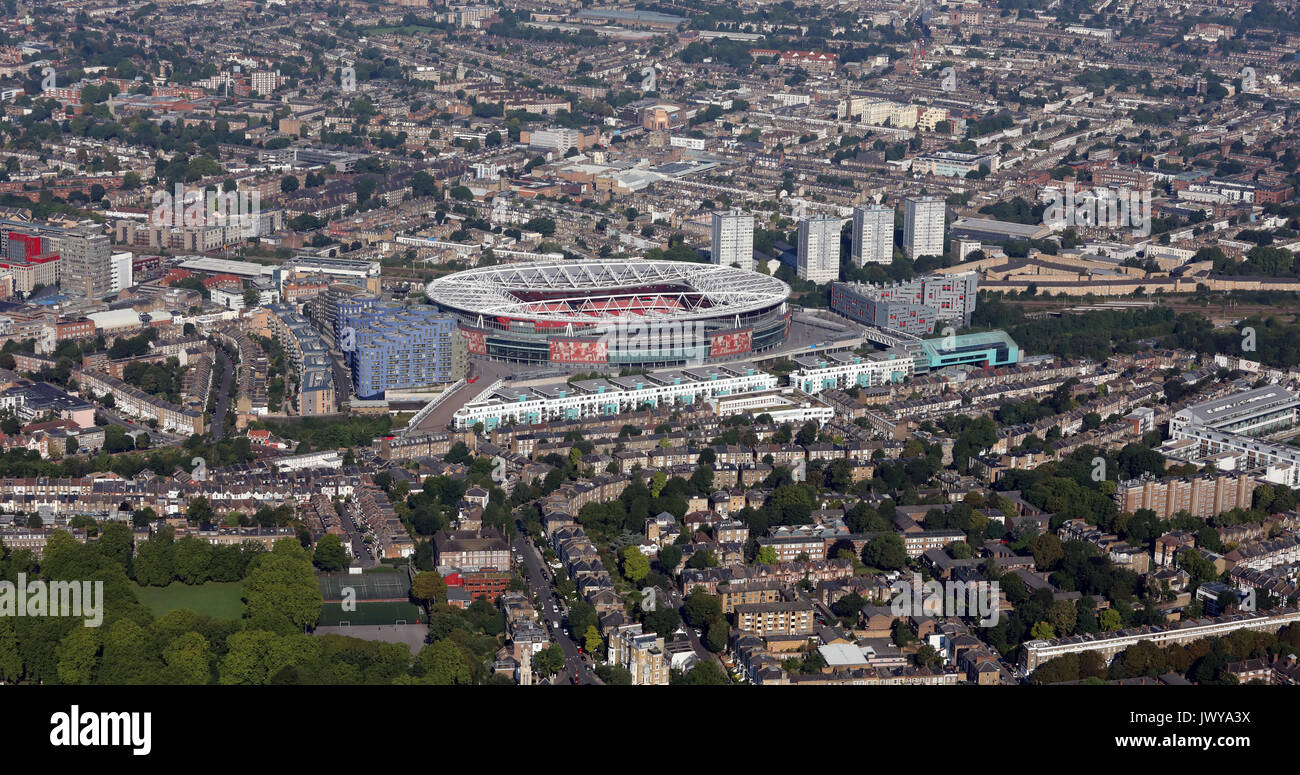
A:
317;571;411;602
317;601;425;626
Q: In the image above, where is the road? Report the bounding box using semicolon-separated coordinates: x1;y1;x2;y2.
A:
331;352;352;406
661;586;723;670
339;501;377;568
98;407;182;446
210;348;234;441
511;529;601;685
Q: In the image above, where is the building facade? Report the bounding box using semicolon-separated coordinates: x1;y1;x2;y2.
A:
851;204;893;266
797;215;841;284
903;196;946;259
711;210;755;271
342;303;466;399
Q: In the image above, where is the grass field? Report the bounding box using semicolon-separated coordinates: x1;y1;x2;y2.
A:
132;581;246;620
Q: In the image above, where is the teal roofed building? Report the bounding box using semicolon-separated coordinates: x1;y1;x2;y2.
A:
910;330;1019;374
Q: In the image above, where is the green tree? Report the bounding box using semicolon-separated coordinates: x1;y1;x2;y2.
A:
162;632;211;685
417;639;472;685
584;625;603;655
173;536;213;585
595;664;633;684
56;626;100;685
531;644;565;678
683;588;723;628
241;540;323;634
312;534;348;572
676;659;727;685
133;533;175;586
411;571;447;610
862;533;907;570
220;630;289;685
658;544;682;574
96;618;156;684
0;618;21;682
186;496;213;525
620;545;650;583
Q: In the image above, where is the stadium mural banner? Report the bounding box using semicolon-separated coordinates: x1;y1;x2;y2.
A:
709;328;753;357
550;337;609;364
462;328;488;355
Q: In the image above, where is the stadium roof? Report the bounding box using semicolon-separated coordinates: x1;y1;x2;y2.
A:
426;259;790;325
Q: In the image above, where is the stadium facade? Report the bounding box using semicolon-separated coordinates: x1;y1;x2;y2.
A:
425;260;792;368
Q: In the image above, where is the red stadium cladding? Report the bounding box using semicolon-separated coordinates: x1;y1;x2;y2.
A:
550;338;609;364
710;328;753;357
462;328;488;355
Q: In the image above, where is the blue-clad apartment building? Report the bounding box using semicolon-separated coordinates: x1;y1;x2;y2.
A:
341;303;467;399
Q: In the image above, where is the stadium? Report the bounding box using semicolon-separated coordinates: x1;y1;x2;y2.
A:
425;259;792;367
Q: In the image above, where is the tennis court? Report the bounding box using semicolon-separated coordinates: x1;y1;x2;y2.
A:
317;571;411;603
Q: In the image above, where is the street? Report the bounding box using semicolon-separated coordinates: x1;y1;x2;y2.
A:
210;348;234;441
511;530;601;685
340;502;377;568
98;406;182;446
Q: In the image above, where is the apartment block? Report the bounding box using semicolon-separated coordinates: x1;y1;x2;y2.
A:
851;204;893;266
711;210;754;271
902;196;946;259
733;599;816;636
1114;472;1257;520
797;215;841;284
608;623;669;685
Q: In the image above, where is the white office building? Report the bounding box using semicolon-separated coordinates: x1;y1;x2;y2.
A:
851;205;894;266
797;216;841;284
528;128;581;154
1170;385;1300;438
711;210;754;271
109;251;133;294
903;196;946;259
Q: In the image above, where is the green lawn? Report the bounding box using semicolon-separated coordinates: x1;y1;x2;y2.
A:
132;581;246;620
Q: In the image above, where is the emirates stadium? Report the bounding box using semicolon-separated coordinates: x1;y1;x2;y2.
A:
425;260;792;367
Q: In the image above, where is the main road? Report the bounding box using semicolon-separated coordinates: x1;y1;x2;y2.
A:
511;526;601;685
